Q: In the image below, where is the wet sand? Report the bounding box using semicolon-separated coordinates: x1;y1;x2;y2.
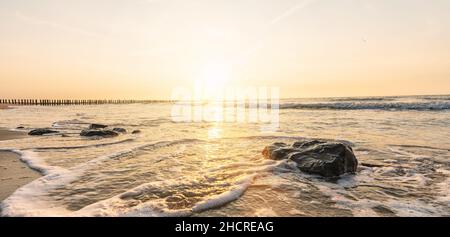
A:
0;129;41;201
0;105;11;110
0;129;28;141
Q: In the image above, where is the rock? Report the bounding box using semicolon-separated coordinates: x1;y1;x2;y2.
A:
113;128;127;133
16;126;25;129
261;142;292;160
131;130;141;134
88;124;108;129
292;140;323;149
28;129;59;136
262;140;358;177
80;129;119;137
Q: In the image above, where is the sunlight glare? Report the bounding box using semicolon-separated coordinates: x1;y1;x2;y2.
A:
202;63;231;87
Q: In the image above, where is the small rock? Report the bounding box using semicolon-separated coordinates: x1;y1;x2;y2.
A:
88;124;108;129
131;130;141;134
113;128;127;133
80;129;119;137
28;129;59;136
16;126;25;129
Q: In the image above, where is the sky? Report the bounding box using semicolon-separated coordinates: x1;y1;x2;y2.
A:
0;0;449;99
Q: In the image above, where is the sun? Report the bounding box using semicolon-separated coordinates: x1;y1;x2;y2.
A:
196;62;233;101
202;62;231;87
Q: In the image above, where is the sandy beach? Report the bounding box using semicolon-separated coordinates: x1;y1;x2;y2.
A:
0;129;41;202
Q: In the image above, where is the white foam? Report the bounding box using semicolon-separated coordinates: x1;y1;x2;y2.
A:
316;175;448;217
0;149;63;175
34;138;135;150
315;184;379;217
192;174;256;213
0;159;73;217
67;174;258;217
74;193;191;217
388;146;428;160
0;142;155;216
1;138;257;217
280;101;450;111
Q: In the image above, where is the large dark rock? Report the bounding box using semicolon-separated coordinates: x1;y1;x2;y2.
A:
28;129;59;136
262;140;358;177
80;129;119;137
88;124;108;129
112;128;127;133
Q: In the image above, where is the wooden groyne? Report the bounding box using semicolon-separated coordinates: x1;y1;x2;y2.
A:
0;99;173;106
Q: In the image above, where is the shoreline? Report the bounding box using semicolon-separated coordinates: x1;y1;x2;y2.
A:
0;129;41;202
0;104;11;110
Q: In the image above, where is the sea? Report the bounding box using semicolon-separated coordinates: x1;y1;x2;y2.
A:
0;95;449;216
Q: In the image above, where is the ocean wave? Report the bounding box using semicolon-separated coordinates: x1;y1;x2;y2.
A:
229;136;355;146
52;119;90;126
315;173;448;217
0;138;208;217
0;149;66;176
33;138;136;150
280;101;450;111
67;174;257;217
1;163;260;217
326;97;396;102
387;144;450;151
420;95;450;101
191;174;256;213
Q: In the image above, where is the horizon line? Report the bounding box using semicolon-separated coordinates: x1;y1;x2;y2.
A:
1;93;449;102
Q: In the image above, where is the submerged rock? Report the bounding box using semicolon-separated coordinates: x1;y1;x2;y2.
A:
263;140;358;177
112;128;127;133
88;123;108;129
28;129;59;136
80;129;118;137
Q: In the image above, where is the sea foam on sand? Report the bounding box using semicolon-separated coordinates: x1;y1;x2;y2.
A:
1;139;270;217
